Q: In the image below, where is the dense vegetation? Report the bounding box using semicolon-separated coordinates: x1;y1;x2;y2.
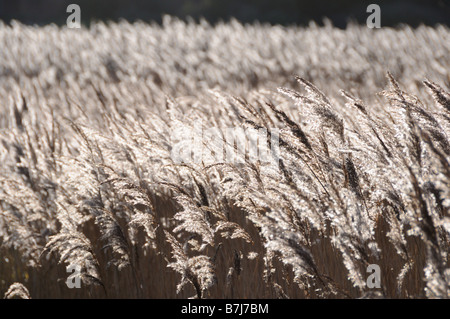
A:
1;18;449;298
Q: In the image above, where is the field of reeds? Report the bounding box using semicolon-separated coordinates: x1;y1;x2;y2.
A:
0;17;449;299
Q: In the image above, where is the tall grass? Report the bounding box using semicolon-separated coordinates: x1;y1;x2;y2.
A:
1;17;449;298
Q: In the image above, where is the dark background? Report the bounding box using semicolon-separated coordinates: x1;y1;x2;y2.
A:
0;0;449;27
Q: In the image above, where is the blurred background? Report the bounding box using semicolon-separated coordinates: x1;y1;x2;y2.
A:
0;0;448;27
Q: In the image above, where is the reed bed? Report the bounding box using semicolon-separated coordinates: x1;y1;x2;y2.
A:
0;17;449;298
